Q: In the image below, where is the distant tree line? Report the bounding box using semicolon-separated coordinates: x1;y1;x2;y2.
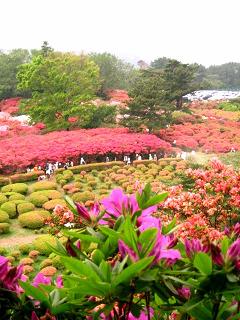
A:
1;42;240;132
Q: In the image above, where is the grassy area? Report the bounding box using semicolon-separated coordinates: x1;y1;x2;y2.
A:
219;151;240;169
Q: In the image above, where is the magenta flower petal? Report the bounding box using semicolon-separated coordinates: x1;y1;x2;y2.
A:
56;275;63;288
0;256;9;280
75;203;91;221
32;272;51;287
118;240;139;262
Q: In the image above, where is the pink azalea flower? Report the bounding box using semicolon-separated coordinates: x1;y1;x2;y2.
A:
75;202;100;223
0;256;24;294
55;275;63;288
101;189;157;224
32;273;51;287
177;286;191;300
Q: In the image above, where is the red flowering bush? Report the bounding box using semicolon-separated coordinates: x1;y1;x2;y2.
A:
158;159;240;240
0;128;172;173
0;97;21;114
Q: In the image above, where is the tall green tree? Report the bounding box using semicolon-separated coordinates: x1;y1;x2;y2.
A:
0;49;30;99
162;59;197;108
90;52;138;95
17;52;101;130
121;70;173;131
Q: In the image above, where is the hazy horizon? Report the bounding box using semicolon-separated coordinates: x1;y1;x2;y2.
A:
1;0;240;67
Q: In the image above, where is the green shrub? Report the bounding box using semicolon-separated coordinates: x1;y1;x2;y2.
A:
10;171;43;183
91;169;98;176
0;223;10;234
33;235;57;255
164;165;174;172
59;179;67;186
18;202;35;214
0;210;9;223
1;201;17;218
52;255;64;270
62;170;74;181
72;191;95;203
40;258;53;269
43;199;66;210
35;210;51;220
18;212;45;229
2;183;28;194
11;250;21;260
30;190;62;201
18;243;32;254
9;193;25;201
29;194;49;207
87;180;97;188
31;181;57;192
0;177;9;187
99;188;109;195
0;247;8;255
0;193;7;205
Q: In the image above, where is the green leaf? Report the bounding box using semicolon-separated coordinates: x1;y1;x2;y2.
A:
61;257;101;281
221;236;229;255
64;195;78;216
114;256;154;286
98;226;120;239
143;192;168;209
162;217;177;235
193;252;212;275
121;215;138;253
139;228;157;256
19;281;50;306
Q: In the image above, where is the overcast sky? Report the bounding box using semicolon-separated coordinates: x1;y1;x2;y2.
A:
1;0;240;66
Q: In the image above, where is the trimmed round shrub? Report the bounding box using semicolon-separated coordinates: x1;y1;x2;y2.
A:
87;180;97;188
9;193;25;201
52;255;64;270
29;250;40;260
20;257;34;265
29;194;49;207
43;199;66;211
7;256;15;263
62;170;74;181
0;193;7;205
91;169;98;176
2;183;28;194
18;243;32;254
11;250;21;260
0;247;8;255
40;258;53;269
71;191;95;203
23;265;34;274
59;179;67;186
35;210;51;220
18;202;35;215
0;223;10;234
0;210;9;223
33;235;57;255
40;266;57;276
31;181;57;192
18;212;45;229
99;188;109;195
1;202;17;218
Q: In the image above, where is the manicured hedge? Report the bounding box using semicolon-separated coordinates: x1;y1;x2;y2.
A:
55;161;125;174
1;183;28;194
0;193;7;205
43;199;66;210
31;181;57;192
10;171;45;183
0;210;9;223
33;235;58;255
0;177;10;187
17;202;35;215
18;212;45;229
29;194;49;207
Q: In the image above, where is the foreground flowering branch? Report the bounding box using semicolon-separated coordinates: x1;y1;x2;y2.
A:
0;184;239;319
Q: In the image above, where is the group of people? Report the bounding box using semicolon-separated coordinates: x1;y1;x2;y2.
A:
28;152;169;180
